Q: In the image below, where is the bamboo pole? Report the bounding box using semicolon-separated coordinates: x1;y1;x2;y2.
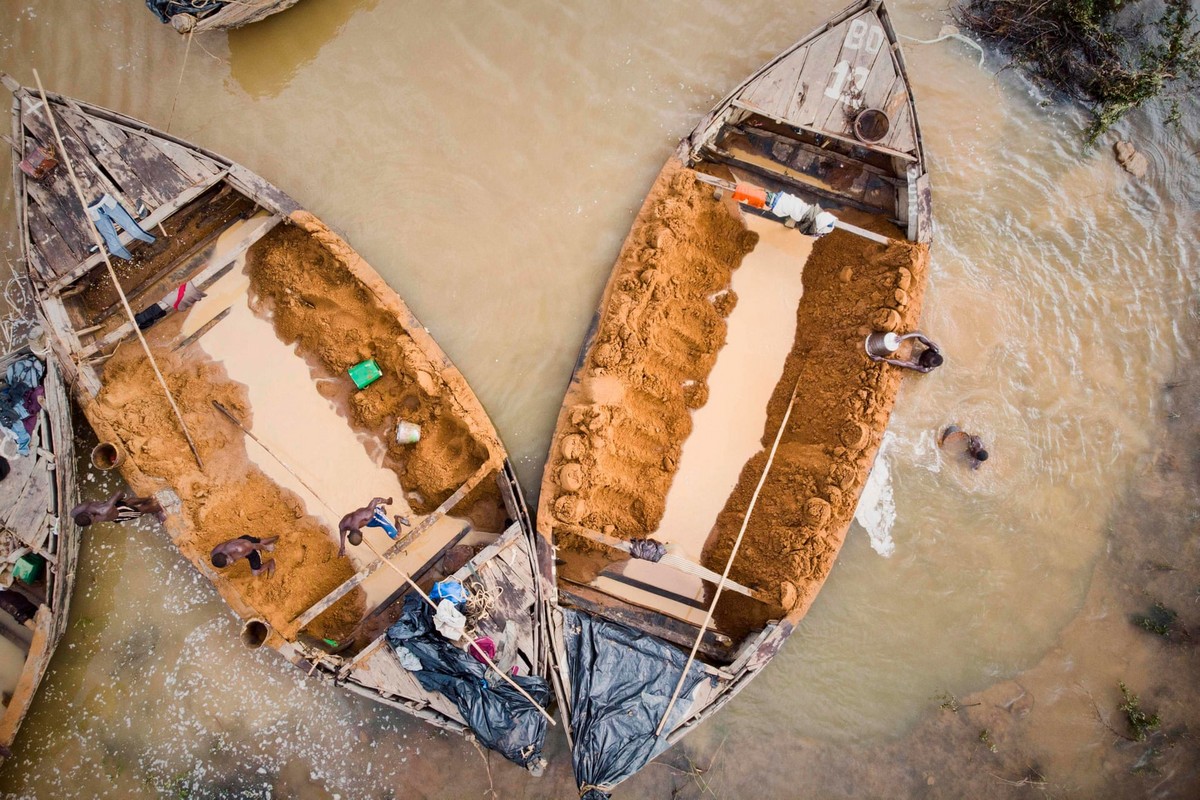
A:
210;401;556;726
654;381;802;736
31;70;203;469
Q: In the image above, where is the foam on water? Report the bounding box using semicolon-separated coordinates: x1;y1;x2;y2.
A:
854;432;897;558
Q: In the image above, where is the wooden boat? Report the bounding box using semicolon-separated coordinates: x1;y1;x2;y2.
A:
0;343;80;762
4;74;552;772
537;1;931;794
147;0;303;33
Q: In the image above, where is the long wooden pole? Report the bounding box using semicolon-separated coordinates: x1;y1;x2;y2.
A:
31;70;203;469
360;536;556;727
211;401;555;726
654;381;802;736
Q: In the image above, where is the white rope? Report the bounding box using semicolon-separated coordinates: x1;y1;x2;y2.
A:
900;26;987;69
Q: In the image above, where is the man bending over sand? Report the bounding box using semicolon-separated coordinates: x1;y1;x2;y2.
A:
338;496;411;557
211;536;278;577
72;491;166;527
868;332;943;373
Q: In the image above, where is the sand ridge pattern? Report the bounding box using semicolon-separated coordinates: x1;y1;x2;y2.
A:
543;160;758;556
542;158;928;637
703;217;928;632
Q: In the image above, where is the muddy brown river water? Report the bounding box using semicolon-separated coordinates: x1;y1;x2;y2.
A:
1;0;1198;797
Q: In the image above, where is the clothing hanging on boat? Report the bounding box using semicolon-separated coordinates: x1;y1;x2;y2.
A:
0;357;45;456
87;194;155;261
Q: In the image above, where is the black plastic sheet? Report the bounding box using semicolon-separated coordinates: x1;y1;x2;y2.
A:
145;1;227;23
386;595;549;768
564;609;714;799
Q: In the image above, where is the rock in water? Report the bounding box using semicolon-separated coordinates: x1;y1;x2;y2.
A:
1114;141;1149;178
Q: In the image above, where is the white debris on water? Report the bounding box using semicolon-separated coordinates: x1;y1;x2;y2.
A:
855;432;898;558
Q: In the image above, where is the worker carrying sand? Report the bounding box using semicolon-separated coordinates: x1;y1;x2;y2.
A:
210;535;278;577
338;496;411;557
940;425;989;470
71;490;167;527
865;331;943;373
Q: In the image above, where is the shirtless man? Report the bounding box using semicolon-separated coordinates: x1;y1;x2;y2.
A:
868;332;944;373
71;490;166;527
210;535;278;577
338;496;410;557
940;425;989;470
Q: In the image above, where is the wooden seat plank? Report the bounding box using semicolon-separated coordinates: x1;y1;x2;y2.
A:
55;103;159;212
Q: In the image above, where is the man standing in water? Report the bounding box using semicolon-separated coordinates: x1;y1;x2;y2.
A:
940;425;989;470
71;490;167;527
338;496;411;557
210;535;278;577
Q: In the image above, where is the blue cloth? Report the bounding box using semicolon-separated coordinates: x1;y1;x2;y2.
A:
430;580;470;607
87;194;155;260
0;357;44;456
366;507;399;539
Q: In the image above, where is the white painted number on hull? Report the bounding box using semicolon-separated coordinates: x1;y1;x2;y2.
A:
824;18;885;101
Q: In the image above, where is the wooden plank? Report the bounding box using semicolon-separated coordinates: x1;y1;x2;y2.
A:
562;585;736;664
117;133;192;205
21;100;116;207
884;101;917;155
78;211;278;357
856;51;901;121
790;18;855;127
55;103;159;212
65;99;126;149
153;138;221;184
813;12;888;136
739;48;810;126
22;175;90;263
24;209;77;278
47;168;231;294
291;460;498;630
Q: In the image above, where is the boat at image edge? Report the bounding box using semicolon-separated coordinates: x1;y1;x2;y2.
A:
4;73;554;773
0;344;80;764
537;1;931;795
146;0;304;33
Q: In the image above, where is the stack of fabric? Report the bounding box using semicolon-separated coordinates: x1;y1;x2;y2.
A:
0;357;45;457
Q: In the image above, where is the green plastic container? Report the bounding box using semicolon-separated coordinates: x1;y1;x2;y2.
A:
13;553;44;585
348;359;382;390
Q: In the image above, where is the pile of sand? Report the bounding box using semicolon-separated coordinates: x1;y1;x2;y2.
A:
85;216;508;645
545;162;757;552
542;158;928;635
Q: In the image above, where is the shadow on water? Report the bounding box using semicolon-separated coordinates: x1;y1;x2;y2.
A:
226;0;381;98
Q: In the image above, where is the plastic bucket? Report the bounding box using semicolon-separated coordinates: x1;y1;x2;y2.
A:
395;421;421;444
90;442;124;470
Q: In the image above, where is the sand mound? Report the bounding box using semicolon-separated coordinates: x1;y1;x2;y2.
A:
542;158;928;635
85;216;509;646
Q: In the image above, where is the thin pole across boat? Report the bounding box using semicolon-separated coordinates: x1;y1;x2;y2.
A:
655;380;803;736
31;70;204;469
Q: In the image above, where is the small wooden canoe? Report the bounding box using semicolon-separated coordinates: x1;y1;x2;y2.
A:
538;1;931;794
0;344;80;763
4;74;552;772
146;0;303;33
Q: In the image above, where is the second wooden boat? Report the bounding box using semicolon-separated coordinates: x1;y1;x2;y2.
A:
0;343;79;763
5;73;552;773
538;1;932;794
146;0;303;33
